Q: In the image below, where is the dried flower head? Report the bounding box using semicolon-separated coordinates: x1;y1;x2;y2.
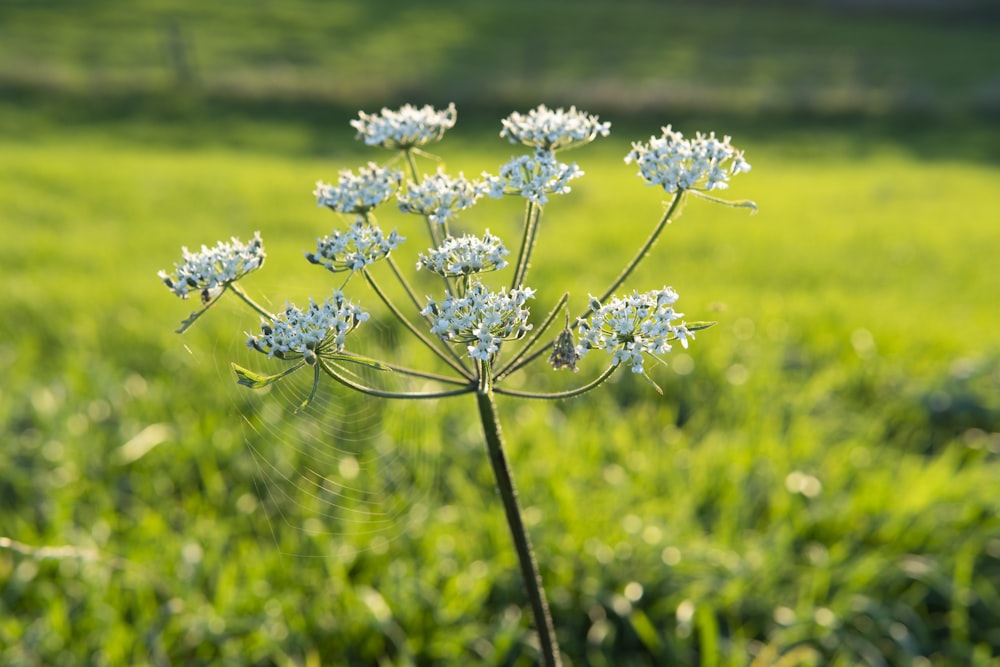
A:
351;103;457;150
500;104;611;152
306;218;404;274
423;282;535;361
576;287;692;374
417;231;509;277
314;163;402;214
246;291;369;364
548;322;581;372
397;169;487;225
484;150;583;206
159;232;265;303
625;126;751;193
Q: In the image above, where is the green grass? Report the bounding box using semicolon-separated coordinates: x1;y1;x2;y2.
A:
2;106;999;665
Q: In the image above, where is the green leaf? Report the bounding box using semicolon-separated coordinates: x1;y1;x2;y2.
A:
684;321;717;332
688;189;758;215
231;361;303;389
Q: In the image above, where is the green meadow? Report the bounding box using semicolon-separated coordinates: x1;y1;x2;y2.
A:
2;1;1000;665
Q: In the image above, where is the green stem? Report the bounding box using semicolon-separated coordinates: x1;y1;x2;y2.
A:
405;149;447;246
510;199;541;291
320;359;474;400
476;379;562;667
494;364;619;400
362;270;472;378
228;283;276;321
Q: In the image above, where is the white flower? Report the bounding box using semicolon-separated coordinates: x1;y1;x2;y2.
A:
625;126;751;193
351;103;457;150
483;150;583;206
417;231;509;277
246;290;369;362
576;287;692;374
397;169;487;224
500;104;611;152
159;232;265;302
314;163;402;214
306;218;404;273
422;282;535;361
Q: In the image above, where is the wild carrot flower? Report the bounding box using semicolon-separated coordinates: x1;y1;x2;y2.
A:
159;232;265;302
351;103;457;150
484;150;583;206
314;163;402;214
625;126;751;193
500;104;611;152
576;287;692;373
423;282;535;361
246;291;369;364
397;169;487;225
417;231;509;277
306;218;404;274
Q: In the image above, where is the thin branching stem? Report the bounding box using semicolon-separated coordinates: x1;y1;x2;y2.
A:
228;283;276;321
494;364;619;400
320;359;474;400
362;270;473;378
510;199;541;291
494;292;569;381
386;255;431;309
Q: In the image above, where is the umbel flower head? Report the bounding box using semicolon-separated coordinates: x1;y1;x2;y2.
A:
351;103;457;150
314;163;402;214
306;218;405;274
577;287;693;374
159;232;265;302
484;150;583;206
423;282;535;361
500;104;611;152
247;291;369;365
397;169;487;225
417;231;509;278
625;126;751;193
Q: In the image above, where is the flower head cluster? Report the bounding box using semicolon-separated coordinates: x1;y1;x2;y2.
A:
577;287;693;374
306;218;404;273
351;103;457;150
500;104;611;152
397;169;487;225
484;150;583;206
423;282;535;361
159;232;265;302
625;126;751;193
417;231;509;277
314;163;402;214
247;291;369;363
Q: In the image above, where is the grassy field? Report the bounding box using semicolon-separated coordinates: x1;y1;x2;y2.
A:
3;2;1000;666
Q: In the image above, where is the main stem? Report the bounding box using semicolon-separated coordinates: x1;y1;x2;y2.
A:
476;387;562;667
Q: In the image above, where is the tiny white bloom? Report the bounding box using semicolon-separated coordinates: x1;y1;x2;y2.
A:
422;282;534;361
306;218;404;273
576;287;693;373
314;163;402;214
397;169;487;224
159;232;265;302
625;126;751;193
351;103;457;150
500;104;611;152
246;290;368;360
417;231;509;277
483;150;583;206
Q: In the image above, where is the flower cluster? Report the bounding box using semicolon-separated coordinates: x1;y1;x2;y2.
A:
246;291;369;363
397;170;487;225
417;231;509;277
484;151;583;206
306;218;404;273
351;103;457;150
501;104;611;152
159;232;265;302
314;163;402;214
423;282;535;361
577;287;692;374
625;126;751;193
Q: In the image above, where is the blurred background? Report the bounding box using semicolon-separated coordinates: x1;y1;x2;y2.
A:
2;1;999;665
